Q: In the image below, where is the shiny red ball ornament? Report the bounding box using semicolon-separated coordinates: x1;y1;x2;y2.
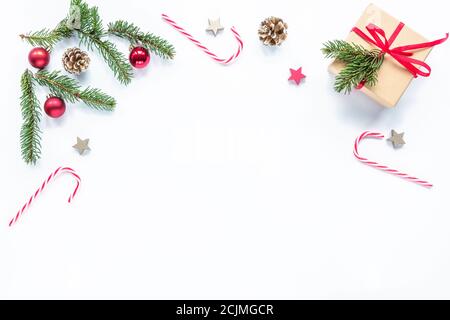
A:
129;47;150;69
44;97;66;118
28;47;50;69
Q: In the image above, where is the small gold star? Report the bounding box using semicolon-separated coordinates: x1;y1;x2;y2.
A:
387;130;406;148
73;137;91;155
206;18;224;36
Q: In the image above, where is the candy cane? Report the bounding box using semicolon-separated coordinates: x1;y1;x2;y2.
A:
9;167;81;227
161;13;243;65
354;131;433;188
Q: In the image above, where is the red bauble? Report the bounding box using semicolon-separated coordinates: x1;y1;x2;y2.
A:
28;47;50;69
44;97;66;118
129;47;150;69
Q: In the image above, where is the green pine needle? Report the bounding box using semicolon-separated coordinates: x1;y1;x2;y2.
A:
322;40;384;94
20;23;72;49
322;40;371;62
20;70;42;165
79;32;133;85
33;70;116;110
18;0;177;164
20;0;175;85
78;87;116;110
81;5;104;37
33;70;81;103
19;69;116;165
108;20;176;59
77;5;133;85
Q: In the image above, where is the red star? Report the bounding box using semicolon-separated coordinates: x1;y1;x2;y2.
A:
288;67;306;85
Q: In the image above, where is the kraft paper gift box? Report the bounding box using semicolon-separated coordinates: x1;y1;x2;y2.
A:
329;4;436;108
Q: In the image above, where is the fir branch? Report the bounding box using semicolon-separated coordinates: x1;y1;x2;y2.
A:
19;0;88;49
20;70;42;165
108;20;176;59
78;87;116;110
322;40;384;94
77;6;133;85
33;70;116;110
20;22;72;49
20;0;175;85
33;70;80;103
82;5;104;37
79;31;133;85
321;40;376;62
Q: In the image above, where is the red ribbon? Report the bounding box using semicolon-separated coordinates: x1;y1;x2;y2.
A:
352;23;448;79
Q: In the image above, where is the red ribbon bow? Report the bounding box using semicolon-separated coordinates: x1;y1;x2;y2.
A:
352;23;448;78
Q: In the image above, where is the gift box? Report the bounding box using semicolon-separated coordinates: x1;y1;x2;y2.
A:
329;4;444;108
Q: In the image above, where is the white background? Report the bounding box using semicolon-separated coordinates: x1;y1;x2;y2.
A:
0;0;449;299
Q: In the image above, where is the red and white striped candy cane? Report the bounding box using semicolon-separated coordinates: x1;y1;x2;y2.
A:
9;167;81;227
354;131;433;188
161;14;243;65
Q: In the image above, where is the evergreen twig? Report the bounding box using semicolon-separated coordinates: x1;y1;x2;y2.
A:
77;5;133;85
79;31;133;85
33;70;80;103
19;68;116;164
78;87;116;110
20;22;72;49
18;0;174;164
20;70;42;165
108;20;176;59
33;70;116;110
322;40;385;94
20;0;174;85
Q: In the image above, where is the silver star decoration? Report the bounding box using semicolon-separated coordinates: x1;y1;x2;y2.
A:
387;130;406;148
206;18;224;36
73;137;91;155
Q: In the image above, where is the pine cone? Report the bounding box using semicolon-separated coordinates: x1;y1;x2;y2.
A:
62;48;90;75
258;17;288;46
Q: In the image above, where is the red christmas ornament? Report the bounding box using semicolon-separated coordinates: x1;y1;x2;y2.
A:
44;97;66;118
28;47;50;69
129;47;150;69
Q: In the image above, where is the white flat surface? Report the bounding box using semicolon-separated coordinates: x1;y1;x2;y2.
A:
0;0;449;299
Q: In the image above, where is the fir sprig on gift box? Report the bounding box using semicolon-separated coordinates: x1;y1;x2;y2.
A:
322;40;384;94
20;0;176;85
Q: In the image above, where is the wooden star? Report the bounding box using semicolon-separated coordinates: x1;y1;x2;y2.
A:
73;137;91;155
387;130;406;148
288;67;306;85
206;18;224;36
